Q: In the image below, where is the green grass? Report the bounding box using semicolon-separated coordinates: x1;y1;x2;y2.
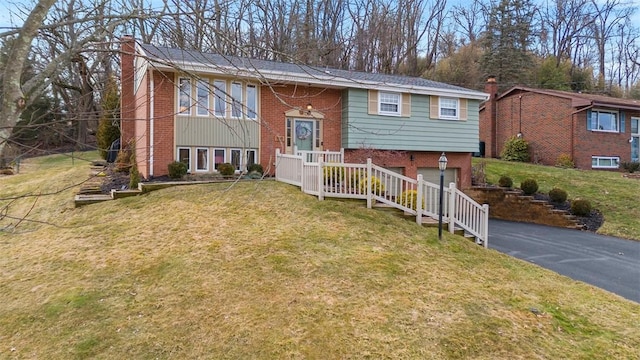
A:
0;153;639;358
475;158;640;240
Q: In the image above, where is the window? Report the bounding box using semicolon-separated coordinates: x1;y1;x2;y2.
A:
231;149;242;171
590;110;619;132
178;78;191;115
315;120;321;148
214;80;226;117
178;147;191;172
439;97;459;119
378;92;400;116
214;149;226;170
246;149;257;168
196;80;209;116
592;156;619;169
247;84;257;119
231;82;243;118
196;148;208;171
286;119;292;147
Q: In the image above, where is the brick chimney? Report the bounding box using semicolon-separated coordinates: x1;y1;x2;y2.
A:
120;36;136;147
480;76;498;158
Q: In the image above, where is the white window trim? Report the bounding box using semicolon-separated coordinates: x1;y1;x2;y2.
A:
230;148;243;172
177;147;191;173
195;147;209;172
246;83;258;120
231;82;243;119
213;148;227;171
196;79;210;117
439;97;459;120
178;77;192;116
591;109;619;133
246;149;257;168
213;80;226;118
378;91;401;116
592;156;620;169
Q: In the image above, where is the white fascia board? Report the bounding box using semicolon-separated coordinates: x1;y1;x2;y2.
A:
146;58;489;101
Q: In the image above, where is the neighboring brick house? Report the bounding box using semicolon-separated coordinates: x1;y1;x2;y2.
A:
120;37;488;188
480;77;640;169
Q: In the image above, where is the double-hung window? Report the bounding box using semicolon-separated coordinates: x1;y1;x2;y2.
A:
246;84;257;119
379;92;401;116
592;156;619;169
196;148;208;171
214;80;226;117
178;78;191;115
231;82;243;118
590;110;619;132
439;97;459;119
231;149;242;171
178;147;191;172
196;80;209;116
214;149;226;170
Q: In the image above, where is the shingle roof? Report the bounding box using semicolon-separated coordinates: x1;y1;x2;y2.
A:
500;86;640;110
137;42;487;99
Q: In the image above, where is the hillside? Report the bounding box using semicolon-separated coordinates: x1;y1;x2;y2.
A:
476;158;640;240
0;154;639;358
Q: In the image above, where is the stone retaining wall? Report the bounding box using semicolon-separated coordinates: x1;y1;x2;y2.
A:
465;187;581;229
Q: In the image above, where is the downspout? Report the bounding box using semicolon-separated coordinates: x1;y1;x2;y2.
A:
149;69;154;178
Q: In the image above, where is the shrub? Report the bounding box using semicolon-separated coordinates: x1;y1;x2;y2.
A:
323;164;345;184
556;154;575;168
498;175;513;188
217;162;236;176
621;161;640;173
471;160;487;186
247;163;264;174
571;199;592;216
114;141;133;172
500;136;530;162
96;77;120;160
358;175;385;195
398;190;422;210
520;178;538;195
168;161;188;179
548;188;568;203
129;162;140;189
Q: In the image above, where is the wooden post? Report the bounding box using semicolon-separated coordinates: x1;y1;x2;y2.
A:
448;182;456;233
318;160;324;201
275;148;280;181
482;204;489;248
416;174;423;225
366;158;372;209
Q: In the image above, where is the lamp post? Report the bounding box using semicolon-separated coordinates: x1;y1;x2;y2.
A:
438;152;448;240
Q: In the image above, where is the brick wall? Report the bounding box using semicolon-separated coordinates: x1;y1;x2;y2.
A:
495;91;573;166
479;78;498;158
573;110;639;169
260;85;343;173
149;72;176;177
344;150;473;189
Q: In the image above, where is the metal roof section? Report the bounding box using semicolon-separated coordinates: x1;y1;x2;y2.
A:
137;42;489;100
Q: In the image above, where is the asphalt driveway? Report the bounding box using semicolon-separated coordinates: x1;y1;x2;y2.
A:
488;219;640;303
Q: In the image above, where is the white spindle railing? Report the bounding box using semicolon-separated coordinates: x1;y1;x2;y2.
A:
275;149;488;246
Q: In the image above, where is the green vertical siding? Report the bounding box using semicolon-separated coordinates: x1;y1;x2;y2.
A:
175;117;260;147
341;89;480;152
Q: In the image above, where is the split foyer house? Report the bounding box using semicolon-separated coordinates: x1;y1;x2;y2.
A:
480;77;640;169
120;37;489;188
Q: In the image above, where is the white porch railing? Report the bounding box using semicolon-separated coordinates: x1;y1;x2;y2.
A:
275;149;488;247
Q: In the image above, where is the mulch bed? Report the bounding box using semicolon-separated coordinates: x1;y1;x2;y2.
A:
533;193;604;232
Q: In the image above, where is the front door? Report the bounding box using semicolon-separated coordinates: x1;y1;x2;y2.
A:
294;119;314;151
632;118;639;162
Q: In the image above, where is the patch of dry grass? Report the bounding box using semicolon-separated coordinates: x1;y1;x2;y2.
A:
0;153;639;358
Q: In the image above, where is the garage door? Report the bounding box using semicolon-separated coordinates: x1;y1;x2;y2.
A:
417;167;457;187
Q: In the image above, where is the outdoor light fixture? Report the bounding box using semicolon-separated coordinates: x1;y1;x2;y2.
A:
306;103;313;111
438;152;448;240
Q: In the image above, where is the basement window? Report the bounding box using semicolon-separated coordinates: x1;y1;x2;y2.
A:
591;156;619;169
